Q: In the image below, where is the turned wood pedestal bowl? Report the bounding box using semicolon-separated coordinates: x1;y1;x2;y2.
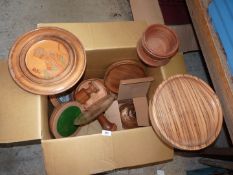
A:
149;74;223;150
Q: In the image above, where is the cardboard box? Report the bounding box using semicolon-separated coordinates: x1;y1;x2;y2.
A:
0;21;186;174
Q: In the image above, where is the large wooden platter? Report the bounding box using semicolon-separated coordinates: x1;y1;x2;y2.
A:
149;74;223;150
8;27;86;95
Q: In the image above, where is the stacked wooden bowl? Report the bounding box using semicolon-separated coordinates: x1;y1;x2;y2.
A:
137;24;179;67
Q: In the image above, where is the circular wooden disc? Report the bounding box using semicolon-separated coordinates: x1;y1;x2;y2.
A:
8;27;86;95
149;74;223;150
75;79;108;108
104;60;145;93
49;101;84;138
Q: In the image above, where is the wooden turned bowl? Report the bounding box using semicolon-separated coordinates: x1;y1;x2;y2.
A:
104;60;146;93
142;24;179;59
8;27;86;95
137;40;170;67
50;101;84;138
149;74;223;150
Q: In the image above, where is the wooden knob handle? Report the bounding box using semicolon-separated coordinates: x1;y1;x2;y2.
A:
75;81;99;104
97;114;117;131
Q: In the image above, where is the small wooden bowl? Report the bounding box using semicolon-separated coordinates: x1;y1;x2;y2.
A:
149;74;223;150
49;101;84;138
8;27;86;95
137;40;171;67
142;24;179;59
104;60;146;93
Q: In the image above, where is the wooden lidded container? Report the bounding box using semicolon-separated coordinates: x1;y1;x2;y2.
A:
149;74;223;150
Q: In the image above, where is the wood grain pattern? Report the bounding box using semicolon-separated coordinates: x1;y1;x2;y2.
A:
104;60;145;93
186;0;233;143
75;79;117;131
149;74;223;150
8;27;86;95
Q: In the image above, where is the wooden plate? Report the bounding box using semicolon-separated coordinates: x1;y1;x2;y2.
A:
149;74;223;150
50;101;84;138
8;27;86;95
104;60;146;93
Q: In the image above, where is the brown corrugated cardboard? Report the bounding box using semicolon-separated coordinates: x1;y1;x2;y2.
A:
0;59;46;143
0;21;188;174
42;127;172;175
38;21;186;174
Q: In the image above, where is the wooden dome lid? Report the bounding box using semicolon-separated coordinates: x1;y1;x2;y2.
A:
8;27;86;95
149;74;223;150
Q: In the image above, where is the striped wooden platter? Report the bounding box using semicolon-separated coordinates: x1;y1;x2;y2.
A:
149;74;223;150
8;27;86;95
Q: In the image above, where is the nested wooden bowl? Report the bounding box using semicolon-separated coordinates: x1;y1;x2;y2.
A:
149;74;223;150
142;24;179;59
8;27;86;95
137;24;179;67
50;101;84;138
104;60;146;93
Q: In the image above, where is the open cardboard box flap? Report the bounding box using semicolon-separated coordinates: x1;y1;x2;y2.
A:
0;59;46;143
0;21;187;174
42;127;172;175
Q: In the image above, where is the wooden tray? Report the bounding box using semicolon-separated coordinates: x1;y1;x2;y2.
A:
104;60;145;93
8;27;86;95
50;101;84;138
149;74;223;150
